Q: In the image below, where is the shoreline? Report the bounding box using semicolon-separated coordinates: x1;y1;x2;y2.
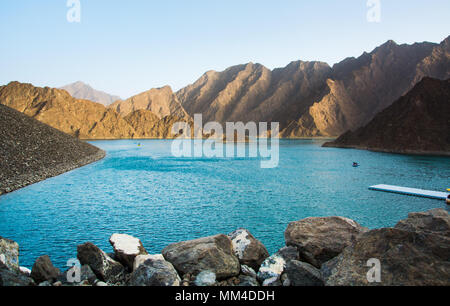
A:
1;208;449;286
0;150;106;196
322;143;450;157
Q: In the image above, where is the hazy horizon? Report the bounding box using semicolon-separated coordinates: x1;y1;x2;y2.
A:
1;0;449;98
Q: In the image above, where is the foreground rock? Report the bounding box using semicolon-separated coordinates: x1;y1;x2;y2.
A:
194;271;216;286
0;236;19;271
30;255;61;284
129;257;181;286
77;242;125;284
395;208;450;236
0;264;35;286
321;227;450;286
133;254;165;271
257;246;299;285
285;216;367;268
162;234;240;280
228;229;269;271
285;260;324;286
109;234;148;270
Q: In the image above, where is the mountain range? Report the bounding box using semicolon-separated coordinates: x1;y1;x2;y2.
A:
323;77;450;155
0;36;449;141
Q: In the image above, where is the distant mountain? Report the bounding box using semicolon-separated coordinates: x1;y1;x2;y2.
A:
323;77;450;155
177;61;331;135
109;86;189;119
176;36;450;137
0;103;105;194
0;82;135;139
61;81;121;106
0;82;189;140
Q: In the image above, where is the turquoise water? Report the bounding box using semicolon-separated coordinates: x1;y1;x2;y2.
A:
0;140;449;270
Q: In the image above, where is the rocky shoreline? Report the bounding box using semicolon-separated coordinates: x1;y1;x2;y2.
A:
1;208;449;286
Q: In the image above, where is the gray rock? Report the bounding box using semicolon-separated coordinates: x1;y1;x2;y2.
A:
30;255;61;284
0;236;19;271
228;229;269;270
395;208;450;236
109;233;148;270
77;242;125;284
162;234;240;280
262;277;281;286
285;260;324;286
257;253;286;283
321;228;450;286
133;254;165;271
241;265;257;278
129;258;181;286
276;246;299;261
238;275;259;286
0;265;35;286
285;216;368;268
38;281;52;286
194;271;216;286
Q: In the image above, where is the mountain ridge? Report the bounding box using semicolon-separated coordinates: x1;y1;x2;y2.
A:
61;81;121;106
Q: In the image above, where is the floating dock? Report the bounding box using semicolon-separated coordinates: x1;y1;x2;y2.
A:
369;184;449;200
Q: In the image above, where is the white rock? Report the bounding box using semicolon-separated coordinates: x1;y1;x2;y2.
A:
109;233;147;270
95;281;108;286
194;271;216;286
241;265;257;278
133;254;165;271
257;254;286;282
19;266;31;276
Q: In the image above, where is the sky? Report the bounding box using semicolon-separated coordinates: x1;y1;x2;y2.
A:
0;0;449;98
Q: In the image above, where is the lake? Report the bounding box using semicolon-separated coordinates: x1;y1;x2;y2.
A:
1;139;449;270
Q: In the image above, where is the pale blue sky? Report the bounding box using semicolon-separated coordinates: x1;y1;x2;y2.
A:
0;0;449;98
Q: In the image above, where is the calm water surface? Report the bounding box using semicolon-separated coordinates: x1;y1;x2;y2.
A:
1;140;449;269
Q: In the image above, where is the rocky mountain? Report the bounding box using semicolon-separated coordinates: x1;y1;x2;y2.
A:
0;103;105;195
323;77;450;155
177;36;450;137
0;82;135;139
124;110;191;139
176;61;331;134
110;86;189;119
61;81;121;106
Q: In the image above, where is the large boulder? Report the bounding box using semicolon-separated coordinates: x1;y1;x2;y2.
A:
285;216;368;268
285;260;324;286
228;229;269;270
0;264;35;286
321;228;450;286
395;208;450;236
162;234;240;280
77;242;125;284
0;236;19;271
129;257;181;286
30;255;61;284
109;233;148;270
133;254;165;271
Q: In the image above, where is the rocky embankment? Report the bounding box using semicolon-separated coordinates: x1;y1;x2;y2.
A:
1;209;449;286
0;104;105;195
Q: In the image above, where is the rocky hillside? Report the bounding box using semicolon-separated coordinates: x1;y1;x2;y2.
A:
124;110;191;139
0;82;136;139
1;208;449;286
177;61;331;135
110;86;189;119
0;104;105;195
323;77;450;155
177;36;450;137
61;81;121;106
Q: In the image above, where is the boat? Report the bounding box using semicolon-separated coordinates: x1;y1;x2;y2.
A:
353;162;360;167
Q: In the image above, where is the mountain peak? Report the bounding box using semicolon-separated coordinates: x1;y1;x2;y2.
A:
60;82;121;106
